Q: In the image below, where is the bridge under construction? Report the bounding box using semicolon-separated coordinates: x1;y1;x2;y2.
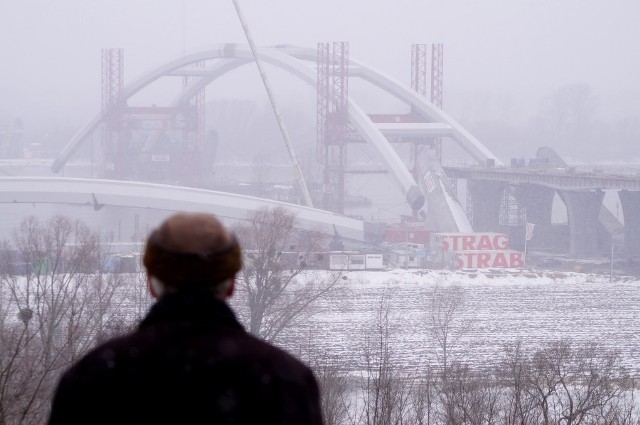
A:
1;43;639;260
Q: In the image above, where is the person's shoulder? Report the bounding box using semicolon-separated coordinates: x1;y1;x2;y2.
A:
61;331;139;382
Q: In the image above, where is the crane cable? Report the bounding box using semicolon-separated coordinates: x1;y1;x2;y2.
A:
230;0;314;208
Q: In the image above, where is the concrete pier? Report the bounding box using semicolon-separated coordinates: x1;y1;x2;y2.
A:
560;189;605;256
618;190;640;258
468;180;506;232
514;184;556;249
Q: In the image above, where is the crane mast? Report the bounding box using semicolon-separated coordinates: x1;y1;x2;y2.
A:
230;0;314;208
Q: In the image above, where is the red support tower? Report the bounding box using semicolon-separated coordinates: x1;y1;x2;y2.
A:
101;48;126;178
317;43;329;164
181;61;206;187
317;41;349;214
431;43;444;163
411;44;427;97
410;44;428;190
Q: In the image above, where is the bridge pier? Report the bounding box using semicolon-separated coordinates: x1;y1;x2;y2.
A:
513;184;556;249
560;189;605;256
618;190;640;258
468;180;505;232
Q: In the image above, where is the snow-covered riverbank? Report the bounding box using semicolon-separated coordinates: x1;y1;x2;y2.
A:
272;268;640;375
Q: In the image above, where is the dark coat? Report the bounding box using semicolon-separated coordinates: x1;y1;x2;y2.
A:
47;292;323;425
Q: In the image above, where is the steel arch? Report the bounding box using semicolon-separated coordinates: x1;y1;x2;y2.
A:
52;44;500;211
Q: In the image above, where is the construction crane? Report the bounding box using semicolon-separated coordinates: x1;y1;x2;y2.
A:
230;0;314;208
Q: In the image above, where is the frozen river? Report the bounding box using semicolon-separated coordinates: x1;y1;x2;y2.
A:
273;268;640;375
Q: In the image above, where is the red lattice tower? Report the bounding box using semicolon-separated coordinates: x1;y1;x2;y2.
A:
431;43;444;163
317;43;329;164
317;41;349;213
101;48;126;178
410;44;428;187
411;44;427;97
181;61;206;187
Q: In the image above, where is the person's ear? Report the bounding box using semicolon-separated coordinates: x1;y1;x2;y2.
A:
224;277;236;299
147;274;161;299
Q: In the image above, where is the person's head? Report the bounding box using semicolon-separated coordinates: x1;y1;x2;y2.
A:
142;212;242;300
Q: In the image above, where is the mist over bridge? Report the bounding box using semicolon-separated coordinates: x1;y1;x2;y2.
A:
50;43;502;231
3;43;639;260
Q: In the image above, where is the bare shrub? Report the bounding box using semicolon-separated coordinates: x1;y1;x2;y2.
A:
232;206;342;342
358;296;410;425
0;215;131;425
407;366;438;425
498;341;540;425
308;352;352;425
499;340;635;425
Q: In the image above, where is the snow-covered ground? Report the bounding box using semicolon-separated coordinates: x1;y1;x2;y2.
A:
279;268;640;375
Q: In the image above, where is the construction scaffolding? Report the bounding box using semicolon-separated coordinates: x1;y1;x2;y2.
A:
181;61;206;187
409;44;428;192
101;48;125;179
317;41;349;213
500;188;526;226
411;44;427;97
431;43;444;163
101;49;208;187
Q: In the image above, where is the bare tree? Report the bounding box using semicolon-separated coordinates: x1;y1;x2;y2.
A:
307;352;352;425
596;379;639;425
527;341;568;425
232;206;341;342
408;367;437;425
427;284;469;425
498;341;540;425
428;284;467;378
359;295;410;425
444;363;501;425
553;343;627;425
0;215;130;425
514;340;634;425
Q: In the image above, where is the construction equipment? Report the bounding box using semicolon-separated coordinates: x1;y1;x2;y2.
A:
230;0;314;208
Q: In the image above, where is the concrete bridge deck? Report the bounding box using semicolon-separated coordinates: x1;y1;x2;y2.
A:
443;164;640;258
0;177;377;243
443;165;640;190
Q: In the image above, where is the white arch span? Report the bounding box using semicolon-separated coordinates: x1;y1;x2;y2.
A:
52;44;501;212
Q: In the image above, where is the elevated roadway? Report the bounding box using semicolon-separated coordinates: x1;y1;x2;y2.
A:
0;177;375;243
443;164;640;190
443;164;640;257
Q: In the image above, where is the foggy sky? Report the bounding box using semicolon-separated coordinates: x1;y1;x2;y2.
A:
1;0;639;145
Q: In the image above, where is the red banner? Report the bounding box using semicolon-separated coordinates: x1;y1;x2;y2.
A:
526;223;535;241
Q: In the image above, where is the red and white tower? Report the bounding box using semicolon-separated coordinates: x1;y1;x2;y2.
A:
317;41;349;213
431;43;444;163
101;48;126;178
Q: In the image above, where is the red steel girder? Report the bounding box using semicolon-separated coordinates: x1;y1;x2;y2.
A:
317;41;349;214
411;44;427;97
431;43;444;108
431;43;444;163
101;48;127;179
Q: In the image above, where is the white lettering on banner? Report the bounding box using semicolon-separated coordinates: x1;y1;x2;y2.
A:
455;250;524;269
